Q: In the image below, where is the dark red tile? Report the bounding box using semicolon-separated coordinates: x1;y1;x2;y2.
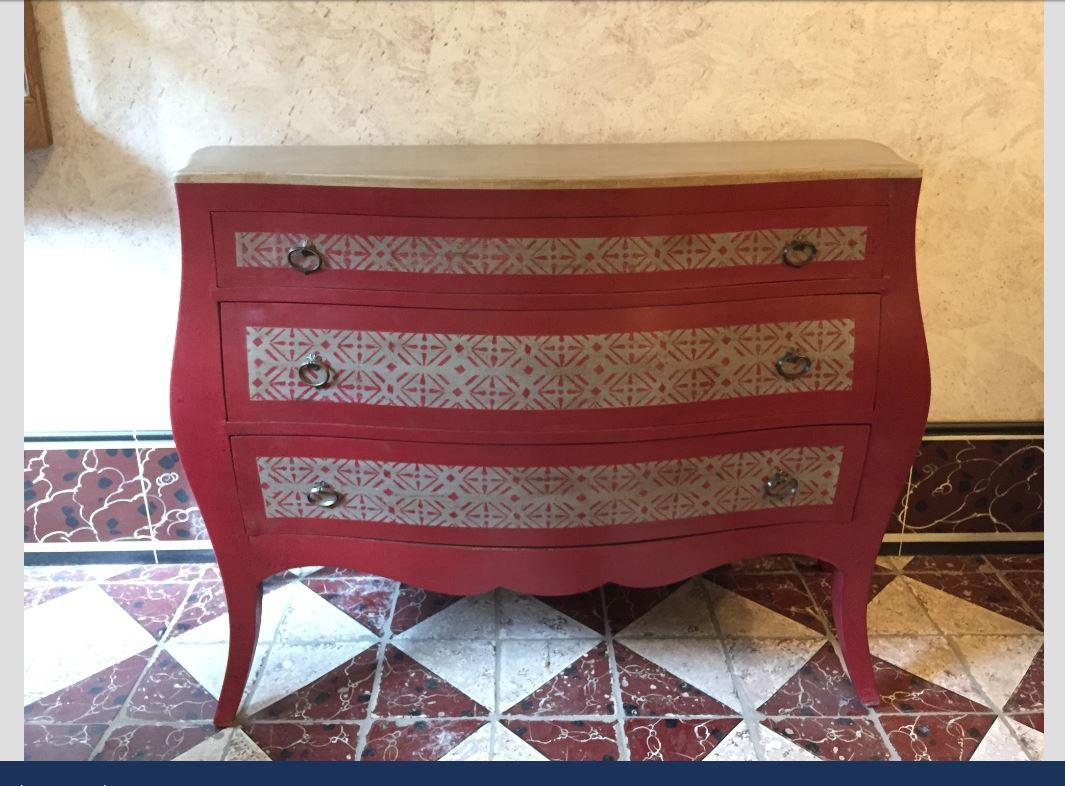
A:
614;642;736;717
362;719;484;761
903;555;991;573
505;642;613;716
758;643;865;717
24;448;150;543
905;571;1041;629
879;713;996;761
101;582;190;639
1011;713;1043;733
24;723;108;761
142;448;208;541
304;577;395;636
1001;571;1043;621
126;650;217;722
985;554;1043;571
905;440;1043;535
23;583;75;609
252;646;377;721
535;590;606;633
501;719;619;761
243;722;361;761
707;555;797;573
390;585;462;634
24;652;151;724
603;583;683;634
709;573;824;632
108;564;207;583
805;572;895;622
625;718;741;761
873;657;990;714
764;717;890;761
375;645;485;719
94;724;213;760
168;579;227;637
1004;646;1043;714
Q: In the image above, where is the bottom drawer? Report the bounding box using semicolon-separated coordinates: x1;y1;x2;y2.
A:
233;425;869;548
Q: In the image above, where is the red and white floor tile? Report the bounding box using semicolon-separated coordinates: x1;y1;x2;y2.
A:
23;554;1043;761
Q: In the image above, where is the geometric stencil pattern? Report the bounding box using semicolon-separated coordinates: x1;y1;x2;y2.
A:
255;445;844;527
245;319;855;410
235;226;867;275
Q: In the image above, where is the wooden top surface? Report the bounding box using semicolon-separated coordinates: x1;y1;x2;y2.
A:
176;140;920;189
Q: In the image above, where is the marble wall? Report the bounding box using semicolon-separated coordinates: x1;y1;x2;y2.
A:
24;1;1043;431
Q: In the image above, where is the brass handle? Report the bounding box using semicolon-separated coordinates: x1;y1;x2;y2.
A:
297;351;333;389
781;239;817;268
764;469;800;501
307;481;341;509
286;239;324;274
775;348;813;379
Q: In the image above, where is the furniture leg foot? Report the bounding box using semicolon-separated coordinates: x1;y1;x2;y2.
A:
212;574;263;728
831;562;880;706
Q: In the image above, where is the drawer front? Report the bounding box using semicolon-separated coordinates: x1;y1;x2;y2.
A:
213;205;888;294
222;295;879;432
233;425;869;547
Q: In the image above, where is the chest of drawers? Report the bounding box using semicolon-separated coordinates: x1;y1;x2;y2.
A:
171;141;930;727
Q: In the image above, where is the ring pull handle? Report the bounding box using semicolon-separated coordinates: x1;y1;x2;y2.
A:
774;348;813;379
781;239;818;268
297;351;333;389
764;469;800;501
286;239;324;274
307;481;341;509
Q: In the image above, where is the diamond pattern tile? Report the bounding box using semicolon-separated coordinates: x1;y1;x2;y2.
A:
22;554;1043;760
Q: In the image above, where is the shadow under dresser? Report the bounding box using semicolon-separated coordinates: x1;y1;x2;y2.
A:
170;141;930;727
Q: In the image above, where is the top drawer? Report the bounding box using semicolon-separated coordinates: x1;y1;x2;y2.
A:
212;205;888;294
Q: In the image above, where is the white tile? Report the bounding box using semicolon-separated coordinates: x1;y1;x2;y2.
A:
951;634;1044;708
866;577;939;634
703;722;758;761
1005;717;1044;761
224;728;272;761
615;579;716;638
396;592;496;640
492;723;549;761
757;723;822;761
391;637;497;709
497;638;598;711
272;582;378;643
725;637;826;708
173;728;269;762
970;717;1033;761
24;585;155;704
618;637;740;712
870;635;983;705
164;639;269;711
906;578;1041;636
498;591;598;639
875;556;913;571
705;582;821;638
244;641;374;716
439;722;548;762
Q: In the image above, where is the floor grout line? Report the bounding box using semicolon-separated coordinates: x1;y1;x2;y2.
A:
350;577;402;761
600;586;630;761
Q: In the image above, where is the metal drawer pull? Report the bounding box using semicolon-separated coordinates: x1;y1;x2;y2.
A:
297;351;333;389
764;469;800;501
781;239;817;268
307;481;341;509
286;239;324;274
774;348;813;379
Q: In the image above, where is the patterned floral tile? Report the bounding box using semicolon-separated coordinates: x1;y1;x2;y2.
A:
902;555;992;573
24;723;108;761
390;585;462;635
108;564;207;583
95;724;215;761
625;718;742;761
303;576;395;636
362;719;484;761
985;555;1043;571
24;652;151;724
375;644;486;719
24;448;150;543
905;440;1043;535
872;654;991;715
243;722;361;761
709;572;825;632
505;642;614;716
904;571;1041;629
614;641;736;717
879;713;997;762
125;650;217;722
757;643;865;717
763;717;891;761
167;579;227;638
100;581;190;639
141;447;208;541
501;719;620;761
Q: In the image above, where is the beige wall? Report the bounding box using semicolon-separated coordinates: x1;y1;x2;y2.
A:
24;1;1043;432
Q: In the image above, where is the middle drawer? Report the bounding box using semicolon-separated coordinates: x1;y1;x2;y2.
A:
221;294;879;433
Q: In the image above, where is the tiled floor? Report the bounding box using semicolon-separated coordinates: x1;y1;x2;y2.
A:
23;554;1043;761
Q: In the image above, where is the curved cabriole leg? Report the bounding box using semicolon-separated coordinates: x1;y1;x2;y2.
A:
212;573;263;728
831;559;880;706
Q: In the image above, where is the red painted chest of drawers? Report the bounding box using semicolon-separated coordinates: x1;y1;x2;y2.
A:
171;141;930;727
